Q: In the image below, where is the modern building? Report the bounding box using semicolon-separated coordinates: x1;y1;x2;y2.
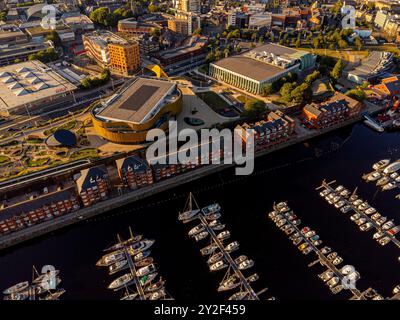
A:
176;0;201;14
116;155;153;190
76;165;109;207
83;31;141;76
61;13;95;33
0;60;77;116
91;77;183;144
373;76;400;97
0;25;29;45
302;92;363;128
248;12;272;30
209;43;316;95
236;110;295;150
167;11;201;35
228;10;249;28
372;0;400;13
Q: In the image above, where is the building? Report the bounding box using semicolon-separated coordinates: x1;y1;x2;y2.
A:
209;43;316;95
0;186;79;235
374;10;390;29
346;51;394;84
228;10;249;28
0;25;29;45
0;41;52;66
61;13;95;33
76;165;109;207
116;155;153;190
118;18;162;36
302;92;363;128
83;31;140;76
248;12;272;30
372;0;400;13
373;76;400;97
0;60;77;116
176;0;201;14
167;11;201;35
236;110;295;150
154;36;207;67
91;77;183;144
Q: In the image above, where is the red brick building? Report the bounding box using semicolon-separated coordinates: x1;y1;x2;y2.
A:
76;165;109;207
116;155;153;190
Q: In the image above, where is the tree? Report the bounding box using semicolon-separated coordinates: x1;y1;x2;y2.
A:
259;36;264;43
270;33;275;42
295;37;301;48
45;30;61;47
280;82;297;101
243;99;266;117
263;83;274;96
330;59;344;81
354;37;363;50
290;83;312;104
305;70;320;84
90;7;109;25
215;49;221;61
313;38;321;49
236;45;242;54
346;89;366;102
193;28;202;35
338;39;348;49
148;4;158;13
223;48;230;58
205;52;215;63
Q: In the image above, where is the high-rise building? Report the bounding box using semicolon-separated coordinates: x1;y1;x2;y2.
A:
176;0;201;14
168;11;201;35
83;31;140;76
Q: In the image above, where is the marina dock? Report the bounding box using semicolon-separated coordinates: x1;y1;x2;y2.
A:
179;193;268;300
269;202;382;300
317;180;400;250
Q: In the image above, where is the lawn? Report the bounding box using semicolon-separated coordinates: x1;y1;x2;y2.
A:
26;157;50;167
69;148;99;160
0;155;10;164
196;91;230;112
299;47;369;62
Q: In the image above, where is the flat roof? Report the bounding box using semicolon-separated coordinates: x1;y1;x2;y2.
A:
212;55;285;82
96;77;176;124
0;60;77;111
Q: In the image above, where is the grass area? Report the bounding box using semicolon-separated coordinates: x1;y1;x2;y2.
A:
0;155;10;164
44;120;76;136
26;138;44;144
196;91;230;112
69;148;99;160
299;47;369;61
26;157;50;167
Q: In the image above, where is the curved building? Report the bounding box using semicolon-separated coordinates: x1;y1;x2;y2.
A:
91;77;182;144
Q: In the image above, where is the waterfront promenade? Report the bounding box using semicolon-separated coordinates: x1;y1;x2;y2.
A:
0;102;384;250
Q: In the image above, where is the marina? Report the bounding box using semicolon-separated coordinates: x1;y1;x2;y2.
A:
96;228;172;300
317;180;400;251
179;193;270;300
2;265;65;300
269;202;382;300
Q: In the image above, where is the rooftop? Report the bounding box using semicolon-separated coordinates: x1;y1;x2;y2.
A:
95;77;177;124
0;60;77;112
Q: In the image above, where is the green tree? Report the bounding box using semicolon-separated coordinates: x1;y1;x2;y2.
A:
263;83;274;96
243;99;266;117
354;37;363;50
205;52;215;63
280;82;297;101
215;49;221;61
330;59;344;81
346;89;366;102
305;70;320;84
148;4;158;13
313;38;321;49
45;30;61;47
236;45;242;54
295;37;301;48
223;48;230;58
338;39;348;49
193;28;202;35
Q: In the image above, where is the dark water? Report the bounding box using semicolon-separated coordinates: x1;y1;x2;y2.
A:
1;123;399;300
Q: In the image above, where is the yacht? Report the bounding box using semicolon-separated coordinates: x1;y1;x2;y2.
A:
293;237;303;245
32;270;60;284
136;264;157;277
376;216;387;226
178;209;200;221
235;255;248;265
340;189;351;198
209;260;228;272
332;256;343;266
302;246;313;255
133;250;151;262
383;161;400;174
188;224;205;236
135;257;154;268
3;281;29;295
376;176;390;186
276;219;287;228
379;236;391;246
238;259;254;270
355;217;367;226
358;202;370;211
103;234;142;252
392;285;400;295
209;219;220;227
313;239;323;246
285;227;295;235
139;272;157;286
96;251;125;267
382;220;395;230
382;182;397;191
373;159;391;170
319;270;334;282
350;213;361;221
121;292;139;300
194;231;209;242
321;246;332;255
200;244;218;256
128;240;155;255
301;227;310;234
292;219;301;226
320;189;330;197
335;200;345;208
340;205;352;213
109;260;128;275
327;277;340;288
393;172;400;179
340;265;354;275
349;194;358;202
327;252;338;260
371;213;381;221
365;207;376;215
147;289;166;300
367;172;381;182
218;275;241;292
228;291;249;300
373;231;385;240
108;273;134;291
305;230;316;238
4;291;29;300
211;223;225;231
353;199;363;206
268;211;277;219
208;252;224;265
202;203;221;216
360;222;373;232
335;185;345;192
145;279;166;293
217;230;230;241
225;241;240;253
206;212;221;220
